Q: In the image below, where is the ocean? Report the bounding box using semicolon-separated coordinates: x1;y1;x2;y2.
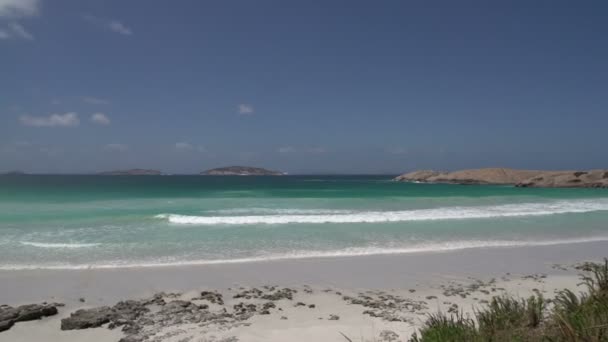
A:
1;175;608;270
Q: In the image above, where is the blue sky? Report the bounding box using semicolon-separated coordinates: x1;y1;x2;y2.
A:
1;0;607;174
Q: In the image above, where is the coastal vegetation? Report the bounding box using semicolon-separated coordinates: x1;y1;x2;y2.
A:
409;259;608;341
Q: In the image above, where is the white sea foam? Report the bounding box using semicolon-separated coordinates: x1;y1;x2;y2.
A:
207;208;355;215
20;241;101;249
156;199;608;225
3;236;608;270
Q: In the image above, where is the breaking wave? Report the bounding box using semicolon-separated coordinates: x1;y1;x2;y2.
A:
156;199;608;225
20;241;101;249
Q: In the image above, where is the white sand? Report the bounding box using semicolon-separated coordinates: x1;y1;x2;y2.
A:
0;241;603;342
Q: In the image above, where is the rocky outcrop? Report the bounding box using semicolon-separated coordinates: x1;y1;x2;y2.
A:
395;168;542;185
394;168;608;188
201;166;285;176
0;303;61;333
516;170;608;188
61;298;156;330
61;287;298;342
98;169;163;176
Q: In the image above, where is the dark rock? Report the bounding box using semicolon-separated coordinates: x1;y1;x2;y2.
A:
0;303;59;332
113;300;149;321
14;304;58;322
262;302;276;310
329;314;340;320
261;288;296;301
0;320;14;332
198;291;224;305
119;335;145;342
379;330;400;342
61;307;114;330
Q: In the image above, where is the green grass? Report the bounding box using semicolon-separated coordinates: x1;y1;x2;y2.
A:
410;259;608;342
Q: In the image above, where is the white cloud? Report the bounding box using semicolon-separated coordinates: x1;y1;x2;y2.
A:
20;112;79;127
0;22;34;40
175;142;193;150
0;0;39;18
103;143;128;152
278;146;296;153
84;15;133;36
0;0;38;42
108;21;132;35
238;104;254;115
8;22;32;39
82;96;109;105
91;112;110;125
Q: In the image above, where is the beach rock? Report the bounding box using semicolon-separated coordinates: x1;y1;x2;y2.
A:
0;303;59;332
262;302;276;310
0;320;14;332
61;306;114;330
197;291;224;305
379;330;400;342
261;288;296;301
343;291;426;323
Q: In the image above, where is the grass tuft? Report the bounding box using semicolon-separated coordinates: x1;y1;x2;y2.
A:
410;258;608;342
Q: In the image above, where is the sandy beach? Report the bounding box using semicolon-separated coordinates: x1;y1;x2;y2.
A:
1;241;605;342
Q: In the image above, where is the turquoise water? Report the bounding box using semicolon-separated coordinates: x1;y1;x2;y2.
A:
1;175;608;270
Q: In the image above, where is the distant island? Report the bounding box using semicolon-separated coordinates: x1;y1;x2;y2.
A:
201;166;285;176
98;169;163;176
394;168;608;188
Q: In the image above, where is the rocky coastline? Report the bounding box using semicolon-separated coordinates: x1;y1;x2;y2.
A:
394;168;608;188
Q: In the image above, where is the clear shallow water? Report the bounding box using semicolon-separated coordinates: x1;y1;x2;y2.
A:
1;175;608;270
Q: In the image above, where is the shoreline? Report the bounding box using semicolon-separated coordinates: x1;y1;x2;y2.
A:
4;235;608;272
1;241;605;341
0;251;598;342
1;240;605;305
